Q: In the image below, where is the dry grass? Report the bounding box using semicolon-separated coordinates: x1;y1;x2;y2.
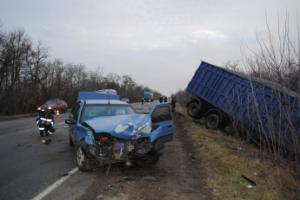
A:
177;106;300;200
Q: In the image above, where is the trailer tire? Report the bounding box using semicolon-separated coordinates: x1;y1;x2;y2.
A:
206;113;221;129
187;102;202;118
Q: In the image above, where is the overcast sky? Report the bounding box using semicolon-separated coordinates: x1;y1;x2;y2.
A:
1;0;300;95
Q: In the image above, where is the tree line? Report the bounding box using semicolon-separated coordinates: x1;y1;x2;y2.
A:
0;28;161;115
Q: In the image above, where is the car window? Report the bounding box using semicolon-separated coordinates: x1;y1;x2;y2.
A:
59;99;66;104
81;104;136;122
152;105;172;123
46;99;67;106
45;99;56;105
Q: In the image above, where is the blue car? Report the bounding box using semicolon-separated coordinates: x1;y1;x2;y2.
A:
65;92;173;171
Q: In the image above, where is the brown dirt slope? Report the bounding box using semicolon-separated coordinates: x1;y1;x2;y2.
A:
79;113;213;200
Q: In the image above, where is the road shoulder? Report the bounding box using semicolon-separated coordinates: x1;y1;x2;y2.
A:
177;106;300;200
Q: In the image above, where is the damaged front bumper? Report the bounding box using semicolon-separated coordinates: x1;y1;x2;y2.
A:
82;135;158;166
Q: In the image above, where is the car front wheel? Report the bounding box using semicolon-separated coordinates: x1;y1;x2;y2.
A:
76;143;92;171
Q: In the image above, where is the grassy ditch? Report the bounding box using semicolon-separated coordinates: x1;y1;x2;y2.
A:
176;106;300;200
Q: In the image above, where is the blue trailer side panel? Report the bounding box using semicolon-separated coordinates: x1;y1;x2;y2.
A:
187;61;300;148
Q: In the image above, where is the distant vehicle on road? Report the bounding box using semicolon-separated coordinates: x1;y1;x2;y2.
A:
143;90;154;102
38;99;68;113
65;91;173;171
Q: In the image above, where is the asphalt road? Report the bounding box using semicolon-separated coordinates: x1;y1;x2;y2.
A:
0;102;208;200
0;113;76;200
0;102;156;200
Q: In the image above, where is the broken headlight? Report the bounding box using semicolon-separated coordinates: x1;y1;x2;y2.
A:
115;124;129;133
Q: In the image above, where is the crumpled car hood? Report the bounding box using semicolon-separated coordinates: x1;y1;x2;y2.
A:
84;114;151;140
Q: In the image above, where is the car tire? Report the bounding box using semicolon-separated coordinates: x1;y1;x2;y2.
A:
206;113;221;129
76;143;92;171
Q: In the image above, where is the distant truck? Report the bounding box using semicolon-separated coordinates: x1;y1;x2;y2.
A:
143;90;154;102
186;61;300;152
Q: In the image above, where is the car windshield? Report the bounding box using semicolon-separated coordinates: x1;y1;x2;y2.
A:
45;99;58;105
81;104;136;121
45;99;67;106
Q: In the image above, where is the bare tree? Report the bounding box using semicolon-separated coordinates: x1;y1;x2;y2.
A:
227;13;300;160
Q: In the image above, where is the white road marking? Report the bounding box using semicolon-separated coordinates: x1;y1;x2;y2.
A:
57;122;65;125
31;167;78;200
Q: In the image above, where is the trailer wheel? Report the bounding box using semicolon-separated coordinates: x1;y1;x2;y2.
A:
206;113;221;129
187;102;201;118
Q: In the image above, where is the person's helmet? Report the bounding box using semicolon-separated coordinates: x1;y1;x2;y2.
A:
38;108;46;117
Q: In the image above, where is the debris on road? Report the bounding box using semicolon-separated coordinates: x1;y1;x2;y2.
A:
119;176;160;182
188;152;197;162
241;175;256;188
232;146;243;152
58;173;69;178
96;194;104;200
120;176;136;181
141;176;160;182
42;139;52;144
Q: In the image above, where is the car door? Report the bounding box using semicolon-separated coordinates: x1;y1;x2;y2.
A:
149;103;173;142
68;102;81;144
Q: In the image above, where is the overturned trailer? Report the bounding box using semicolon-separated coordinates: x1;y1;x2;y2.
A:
186;61;300;153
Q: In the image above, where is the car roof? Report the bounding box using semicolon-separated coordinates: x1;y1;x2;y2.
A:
78;91;120;101
84;99;128;105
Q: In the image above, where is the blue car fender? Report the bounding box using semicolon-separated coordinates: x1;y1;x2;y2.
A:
149;120;173;143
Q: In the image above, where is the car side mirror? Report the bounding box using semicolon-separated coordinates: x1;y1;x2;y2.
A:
65;119;76;124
